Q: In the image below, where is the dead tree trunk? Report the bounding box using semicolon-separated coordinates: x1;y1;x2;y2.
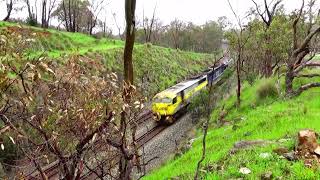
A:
3;0;13;21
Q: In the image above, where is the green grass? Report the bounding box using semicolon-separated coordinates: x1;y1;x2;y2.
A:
145;73;320;179
0;21;217;96
313;54;320;61
0;21;124;58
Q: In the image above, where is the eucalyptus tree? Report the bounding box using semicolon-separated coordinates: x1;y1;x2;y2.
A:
285;0;320;96
251;0;283;77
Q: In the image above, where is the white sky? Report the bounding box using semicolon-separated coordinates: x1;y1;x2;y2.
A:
0;0;310;33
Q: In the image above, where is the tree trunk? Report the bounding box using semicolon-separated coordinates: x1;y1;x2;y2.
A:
41;0;47;28
3;0;13;21
236;41;242;107
123;0;136;85
285;63;294;95
236;55;241;107
264;50;273;77
26;0;33;19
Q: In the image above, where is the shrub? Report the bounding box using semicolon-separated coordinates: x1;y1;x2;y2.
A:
26;16;38;27
246;73;257;86
256;79;279;101
146;43;152;48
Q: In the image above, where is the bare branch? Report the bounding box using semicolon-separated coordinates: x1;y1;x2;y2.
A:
227;0;242;29
293;0;305;50
251;0;269;25
296;82;320;95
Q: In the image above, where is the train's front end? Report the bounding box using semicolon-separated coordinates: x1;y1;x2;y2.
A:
152;92;176;122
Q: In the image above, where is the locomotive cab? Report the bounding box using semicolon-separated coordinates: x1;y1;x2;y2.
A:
152;94;179;121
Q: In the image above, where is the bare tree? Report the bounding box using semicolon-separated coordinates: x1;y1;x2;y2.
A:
24;0;37;23
112;12;124;40
86;0;106;35
170;19;184;49
123;0;136;85
285;0;320;96
142;5;157;43
41;0;58;28
227;0;250;107
194;59;229;179
194;83;214;180
3;0;13;21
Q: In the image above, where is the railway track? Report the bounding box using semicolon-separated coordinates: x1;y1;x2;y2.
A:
80;116;166;179
136;125;166;148
130;110;153;127
26;109;159;180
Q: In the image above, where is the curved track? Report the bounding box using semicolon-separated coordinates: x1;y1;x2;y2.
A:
80;113;166;179
26;109;161;180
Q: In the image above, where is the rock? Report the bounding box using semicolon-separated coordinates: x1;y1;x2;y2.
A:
297;129;319;152
239;167;251;175
283;152;298;161
261;171;273;180
273;147;289;155
234;140;270;149
314;145;320;156
231;140;271;154
259;152;271;159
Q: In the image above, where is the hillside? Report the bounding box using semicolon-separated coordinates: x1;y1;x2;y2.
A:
0;21;217;96
145;73;320;179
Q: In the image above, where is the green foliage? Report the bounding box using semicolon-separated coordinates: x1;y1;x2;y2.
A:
226;14;292;79
136;20;224;53
256;79;279;102
188;90;209;119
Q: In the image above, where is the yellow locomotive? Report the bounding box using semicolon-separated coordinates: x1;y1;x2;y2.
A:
152;63;227;123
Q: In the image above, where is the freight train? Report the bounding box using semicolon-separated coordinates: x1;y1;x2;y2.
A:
152;62;228;123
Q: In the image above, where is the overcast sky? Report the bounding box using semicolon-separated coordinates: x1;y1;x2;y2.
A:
0;0;310;33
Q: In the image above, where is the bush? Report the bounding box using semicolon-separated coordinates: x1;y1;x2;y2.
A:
26;16;38;27
256;79;279;101
246;73;257;86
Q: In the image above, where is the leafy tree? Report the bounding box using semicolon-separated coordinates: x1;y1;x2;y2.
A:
53;0;97;33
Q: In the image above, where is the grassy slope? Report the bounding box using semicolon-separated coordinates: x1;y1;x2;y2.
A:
146;72;320;179
0;21;216;96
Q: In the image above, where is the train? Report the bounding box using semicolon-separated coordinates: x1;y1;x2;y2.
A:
151;62;228;123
